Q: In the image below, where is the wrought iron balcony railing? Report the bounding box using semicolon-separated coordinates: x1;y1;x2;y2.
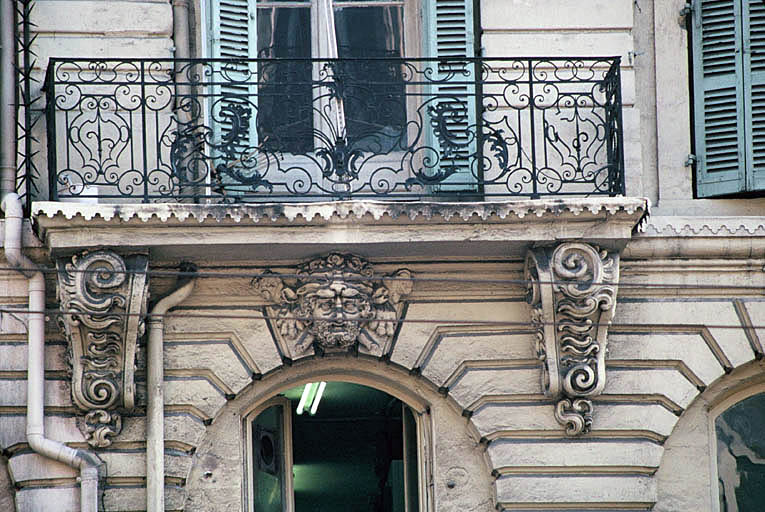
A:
44;57;625;203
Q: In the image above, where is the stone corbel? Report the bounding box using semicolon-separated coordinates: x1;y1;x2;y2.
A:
57;250;149;448
525;243;619;435
252;253;412;359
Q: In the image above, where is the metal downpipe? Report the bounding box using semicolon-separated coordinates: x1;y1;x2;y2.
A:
2;193;102;512
1;0;17;195
146;270;196;512
3;3;102;508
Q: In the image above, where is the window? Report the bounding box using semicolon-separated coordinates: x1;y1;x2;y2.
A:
714;391;765;511
204;0;477;196
244;382;424;512
212;0;411;153
691;0;765;197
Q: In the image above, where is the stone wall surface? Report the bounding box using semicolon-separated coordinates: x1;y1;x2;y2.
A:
2;249;764;511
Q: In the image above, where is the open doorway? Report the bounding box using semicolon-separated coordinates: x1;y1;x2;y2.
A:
246;382;420;512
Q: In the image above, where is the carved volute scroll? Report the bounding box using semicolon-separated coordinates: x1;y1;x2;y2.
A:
252;253;412;359
57;250;149;448
525;243;619;435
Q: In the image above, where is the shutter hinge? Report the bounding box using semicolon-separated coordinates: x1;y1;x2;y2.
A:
684;153;697;167
679;2;694;28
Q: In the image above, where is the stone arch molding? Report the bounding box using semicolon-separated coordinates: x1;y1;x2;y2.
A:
183;358;495;512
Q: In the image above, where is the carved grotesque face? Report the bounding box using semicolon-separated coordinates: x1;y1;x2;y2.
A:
300;281;373;349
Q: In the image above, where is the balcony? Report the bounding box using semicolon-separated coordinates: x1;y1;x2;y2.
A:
43;57;625;203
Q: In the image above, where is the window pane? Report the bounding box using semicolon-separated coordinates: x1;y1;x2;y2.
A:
256;7;311;58
256;7;313;153
334;6;406;152
334;6;403;58
716;392;765;511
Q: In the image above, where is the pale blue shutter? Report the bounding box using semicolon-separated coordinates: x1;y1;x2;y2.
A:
424;0;477;193
693;0;747;197
209;0;258;165
744;0;765;190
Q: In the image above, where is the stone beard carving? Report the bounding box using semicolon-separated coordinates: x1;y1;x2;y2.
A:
525;243;619;436
252;253;412;358
57;250;149;448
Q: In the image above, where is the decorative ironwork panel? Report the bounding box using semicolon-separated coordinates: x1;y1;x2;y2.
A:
15;0;42;214
44;57;625;202
525;243;620;436
56;250;149;448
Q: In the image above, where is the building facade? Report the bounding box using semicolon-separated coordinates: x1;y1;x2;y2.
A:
0;0;764;511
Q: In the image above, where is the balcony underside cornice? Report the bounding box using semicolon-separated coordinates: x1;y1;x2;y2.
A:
33;198;648;261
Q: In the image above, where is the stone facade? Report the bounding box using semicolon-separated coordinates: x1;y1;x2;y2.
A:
2;1;765;511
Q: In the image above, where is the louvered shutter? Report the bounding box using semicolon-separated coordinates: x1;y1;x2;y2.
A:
744;0;765;190
209;0;258;164
693;0;747;197
424;0;477;194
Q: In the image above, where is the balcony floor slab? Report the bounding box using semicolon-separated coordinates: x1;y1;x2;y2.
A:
32;198;649;262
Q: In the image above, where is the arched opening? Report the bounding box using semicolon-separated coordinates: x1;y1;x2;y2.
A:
653;362;765;512
245;381;422;512
182;357;494;512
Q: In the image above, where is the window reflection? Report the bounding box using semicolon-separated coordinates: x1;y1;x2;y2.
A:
256;7;313;153
716;392;765;511
255;1;407;155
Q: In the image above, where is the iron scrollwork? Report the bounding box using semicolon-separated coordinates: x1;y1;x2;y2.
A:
56;250;149;448
45;57;625;202
525;243;619;435
252;253;412;359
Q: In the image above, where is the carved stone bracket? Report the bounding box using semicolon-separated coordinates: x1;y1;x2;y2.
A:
525;243;619;435
57;250;149;448
252;253;412;359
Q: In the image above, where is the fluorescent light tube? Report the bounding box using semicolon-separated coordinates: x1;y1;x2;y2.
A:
296;382;314;415
309;382;327;416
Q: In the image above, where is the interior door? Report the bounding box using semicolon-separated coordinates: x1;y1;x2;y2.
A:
402;404;420;512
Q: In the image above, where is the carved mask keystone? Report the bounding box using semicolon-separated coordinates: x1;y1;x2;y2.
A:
525;242;619;436
252;253;412;359
56;250;149;448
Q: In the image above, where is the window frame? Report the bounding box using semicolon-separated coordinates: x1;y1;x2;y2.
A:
205;0;427;197
243;395;296;512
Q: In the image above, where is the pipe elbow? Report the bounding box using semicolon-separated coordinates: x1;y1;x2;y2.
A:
2;192;23;258
75;450;104;472
1;192;23;218
29;271;45;292
27;433;79;468
2;192;38;277
150;263;197;318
